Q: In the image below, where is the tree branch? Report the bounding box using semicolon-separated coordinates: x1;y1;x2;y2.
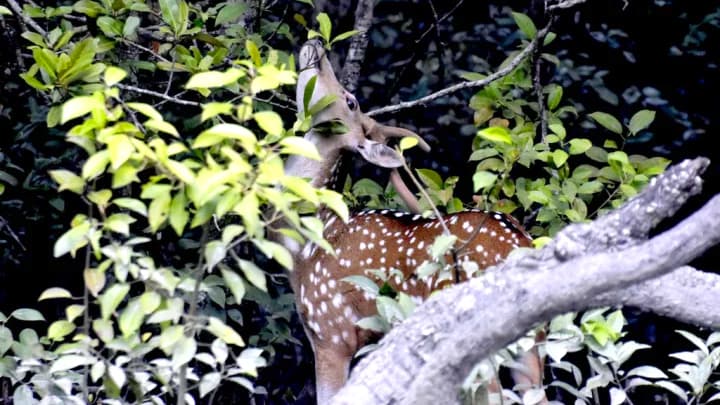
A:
116;84;202;107
368;23;552;117
5;0;46;36
331;157;719;405
340;0;376;93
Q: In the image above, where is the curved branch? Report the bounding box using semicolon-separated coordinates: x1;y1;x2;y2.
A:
367;23;552;117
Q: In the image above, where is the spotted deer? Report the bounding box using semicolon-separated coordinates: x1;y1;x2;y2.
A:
281;40;545;404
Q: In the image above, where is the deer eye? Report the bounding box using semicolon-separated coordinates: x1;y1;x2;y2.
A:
346;96;357;110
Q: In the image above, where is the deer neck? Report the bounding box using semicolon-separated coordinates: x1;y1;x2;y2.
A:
284;137;348;191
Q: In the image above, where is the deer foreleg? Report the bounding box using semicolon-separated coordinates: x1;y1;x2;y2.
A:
313;345;352;405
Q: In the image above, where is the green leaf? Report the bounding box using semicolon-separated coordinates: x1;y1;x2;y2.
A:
221;266;246;303
66;304;85;323
206;317;245;346
0;6;11;15
341;275;379;296
104;213;136;235
113;198;147;216
84;268;106;297
119;299;144;337
50;354;92;373
61;96;98;124
205;241;227;270
48;320;76;340
49;169;84;194
82;150;110;180
165;160;195;183
159;0;181;33
99;284;130;320
477;126;512;144
123;15;140;38
628;109;656;135
512;12;537;38
201;102;234;121
194;123;256;152
10;308;45;322
283;176;319;205
430;234;457;259
38;287;73;301
97;16;123;37
316;12;332;41
246;39;262;66
126;102;163;121
577;181;603;194
303;75;317;112
279;136;321;160
254;111;284;137
547;85;563;110
548;123;566;139
331;30;360;44
399;137;418;151
145;119;179;137
589;112;623;135
172;336;197;369
237;258;267;292
473;171;498;192
169;191;189;235
104;66;127;86
307;94;337;116
252;239;293;270
54;220;90;258
148;192;171;232
107;135;135;170
568;138;592;155
186;69;244;89
216;2;247;25
0;326;12;355
200;371;222;398
552;149;569;167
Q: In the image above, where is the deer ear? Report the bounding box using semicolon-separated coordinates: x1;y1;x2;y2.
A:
357;141;404;168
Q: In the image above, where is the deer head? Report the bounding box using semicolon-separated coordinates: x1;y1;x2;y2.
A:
288;39;429;212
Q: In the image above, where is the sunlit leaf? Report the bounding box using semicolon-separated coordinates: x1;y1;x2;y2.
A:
206;317;244;346
99;283;130;319
38;287;73;301
477;126;512;144
47;320;75;340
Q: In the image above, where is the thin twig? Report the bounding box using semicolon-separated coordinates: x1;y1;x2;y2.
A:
164;53;178;97
6;0;46;35
122;39;172;64
532;24;551;143
177;225;210;405
0;216;26;251
117;83;201;107
547;0;587;11
369;22;552;117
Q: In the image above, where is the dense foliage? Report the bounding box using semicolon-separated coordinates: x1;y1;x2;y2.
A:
0;0;718;404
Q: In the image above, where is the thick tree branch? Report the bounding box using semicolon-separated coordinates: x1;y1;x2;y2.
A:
331;158;720;405
340;0;376;93
368;23;552;117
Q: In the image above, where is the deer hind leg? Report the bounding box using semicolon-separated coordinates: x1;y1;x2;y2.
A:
313;344;352;405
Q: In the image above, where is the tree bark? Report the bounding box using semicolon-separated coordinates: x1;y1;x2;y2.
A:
331;157;720;405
